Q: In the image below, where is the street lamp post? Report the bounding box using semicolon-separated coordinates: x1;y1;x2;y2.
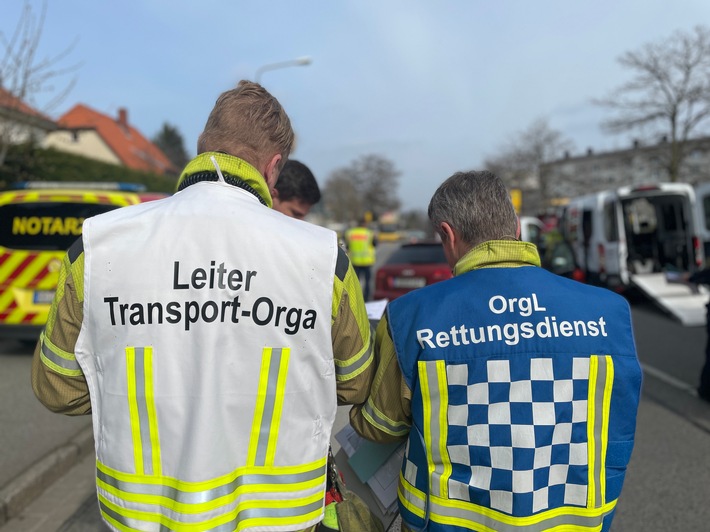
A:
255;56;312;84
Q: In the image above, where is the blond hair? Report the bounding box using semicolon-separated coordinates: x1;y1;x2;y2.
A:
197;80;294;170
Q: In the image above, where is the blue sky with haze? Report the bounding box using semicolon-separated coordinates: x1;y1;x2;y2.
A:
3;1;710;210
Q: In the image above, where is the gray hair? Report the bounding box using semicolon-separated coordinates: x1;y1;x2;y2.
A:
428;171;517;248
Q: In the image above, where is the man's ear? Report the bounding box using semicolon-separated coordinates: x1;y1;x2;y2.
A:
264;153;283;191
440;221;456;245
440;221;459;269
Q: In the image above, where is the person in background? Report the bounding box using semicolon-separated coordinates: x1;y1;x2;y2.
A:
31;80;374;532
350;170;642;532
272;159;321;220
345;218;377;301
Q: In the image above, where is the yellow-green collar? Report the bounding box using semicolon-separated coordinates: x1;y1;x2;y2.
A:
176;152;273;208
453;240;541;276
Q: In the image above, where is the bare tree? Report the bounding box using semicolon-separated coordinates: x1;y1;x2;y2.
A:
596;25;710;181
484;118;573;212
322;172;362;224
0;1;79;167
323;154;401;223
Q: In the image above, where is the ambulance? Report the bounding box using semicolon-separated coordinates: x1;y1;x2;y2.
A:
560;182;706;325
0;182;167;341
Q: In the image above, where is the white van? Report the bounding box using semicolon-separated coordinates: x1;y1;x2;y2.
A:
695;181;710;266
562;183;703;288
560;183;705;325
561;183;707;325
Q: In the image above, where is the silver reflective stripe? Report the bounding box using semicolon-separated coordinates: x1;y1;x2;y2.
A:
422;361;446;498
100;496;323;531
255;347;283;466
363;399;409;436
133;347;154;476
429;498;612;532
592;356;608;508
97;465;325;505
336;339;373;379
41;339;80;372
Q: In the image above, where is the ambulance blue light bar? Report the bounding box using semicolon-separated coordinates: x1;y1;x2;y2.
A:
8;181;147;192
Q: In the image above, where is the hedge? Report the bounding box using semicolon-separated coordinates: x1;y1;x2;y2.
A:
0;144;178;193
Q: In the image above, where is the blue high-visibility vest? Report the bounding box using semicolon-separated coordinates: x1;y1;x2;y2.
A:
387;265;642;532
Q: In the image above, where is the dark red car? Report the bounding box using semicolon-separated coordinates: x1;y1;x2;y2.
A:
374;242;453;301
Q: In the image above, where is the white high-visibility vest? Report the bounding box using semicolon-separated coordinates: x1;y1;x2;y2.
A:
74;181;338;531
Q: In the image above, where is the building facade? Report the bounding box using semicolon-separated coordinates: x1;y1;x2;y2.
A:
541;137;710;202
0;87;57;147
44;104;177;175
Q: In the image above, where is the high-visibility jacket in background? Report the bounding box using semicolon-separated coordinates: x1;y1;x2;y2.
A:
76;177;338;530
345;226;376;267
388;262;642;532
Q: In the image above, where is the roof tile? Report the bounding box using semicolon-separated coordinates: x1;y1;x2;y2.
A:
58;103;178;175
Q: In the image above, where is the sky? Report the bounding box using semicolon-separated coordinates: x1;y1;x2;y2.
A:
3;0;710;211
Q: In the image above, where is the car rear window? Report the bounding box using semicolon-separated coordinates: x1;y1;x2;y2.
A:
386;244;446;264
0;202;121;251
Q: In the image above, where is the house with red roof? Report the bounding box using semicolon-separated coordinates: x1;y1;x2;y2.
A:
0;87;58;146
44;104;177;175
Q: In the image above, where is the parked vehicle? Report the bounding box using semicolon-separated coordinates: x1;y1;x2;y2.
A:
519;215;545;246
538;234;586;283
560;182;705;325
374;242;452;301
695;181;710;266
0;182;165;340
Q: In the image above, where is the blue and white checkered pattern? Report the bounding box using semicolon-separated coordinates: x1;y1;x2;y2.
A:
446;357;590;515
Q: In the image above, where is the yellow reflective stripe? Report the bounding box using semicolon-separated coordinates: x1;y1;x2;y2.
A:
144;347;162;476
334;337;374;381
418;360;437;497
587;355;612;509
124;346;162;476
600;356;614;506
435;360;452;498
97;475;324;515
361;397;410;437
126;347;144;475
587;356;598;508
98;489;324;531
98;456;326;491
266;348;290;467
39;332;83;377
418;360;451;498
430;493;616;531
248;347;273;466
398;471;427;518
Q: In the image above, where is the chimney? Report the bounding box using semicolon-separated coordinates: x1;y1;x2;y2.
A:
633;139;639;149
117;108;128;129
564;150;570;159
660;135;668;143
586;147;593;156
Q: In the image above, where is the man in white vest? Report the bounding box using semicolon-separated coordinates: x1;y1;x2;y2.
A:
32;80;375;532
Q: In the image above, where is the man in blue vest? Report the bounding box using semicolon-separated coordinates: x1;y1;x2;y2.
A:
350;171;642;532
